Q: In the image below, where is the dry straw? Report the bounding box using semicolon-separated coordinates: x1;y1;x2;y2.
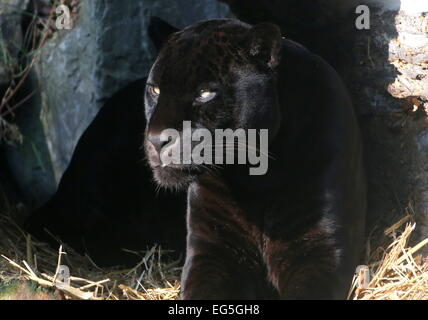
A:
1;186;427;299
0;189;181;300
349;216;428;300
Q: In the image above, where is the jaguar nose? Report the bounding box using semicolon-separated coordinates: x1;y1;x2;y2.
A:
146;131;170;156
146;129;182;167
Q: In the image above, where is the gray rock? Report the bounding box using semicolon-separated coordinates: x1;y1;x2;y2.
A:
5;0;232;204
0;0;29;87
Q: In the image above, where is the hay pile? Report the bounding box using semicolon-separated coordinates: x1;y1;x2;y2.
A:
350;215;428;300
1;185;427;299
0;189;181;300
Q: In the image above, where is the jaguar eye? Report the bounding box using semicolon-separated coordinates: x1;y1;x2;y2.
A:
196;89;216;103
148;85;160;97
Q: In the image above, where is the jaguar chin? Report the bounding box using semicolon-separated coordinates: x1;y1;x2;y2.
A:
149;164;202;189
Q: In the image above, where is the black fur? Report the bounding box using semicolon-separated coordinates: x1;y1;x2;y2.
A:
144;19;366;299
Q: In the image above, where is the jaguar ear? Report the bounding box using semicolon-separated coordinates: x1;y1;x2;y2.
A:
148;17;180;52
245;23;282;69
